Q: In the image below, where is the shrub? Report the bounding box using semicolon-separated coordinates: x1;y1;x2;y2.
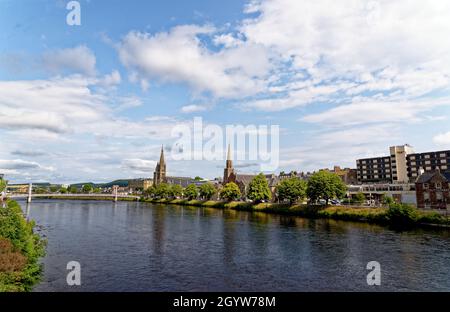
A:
353;192;366;204
386;203;418;226
0;200;46;292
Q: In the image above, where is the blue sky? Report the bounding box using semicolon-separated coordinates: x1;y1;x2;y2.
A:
1;0;450;184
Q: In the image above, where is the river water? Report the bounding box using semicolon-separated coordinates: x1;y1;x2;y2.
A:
21;199;450;291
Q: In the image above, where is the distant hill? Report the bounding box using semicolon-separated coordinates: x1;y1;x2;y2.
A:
70;179;131;189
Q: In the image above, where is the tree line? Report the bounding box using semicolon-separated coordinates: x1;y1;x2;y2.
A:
144;170;348;205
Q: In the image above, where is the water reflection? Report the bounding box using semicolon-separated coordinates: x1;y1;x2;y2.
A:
20;199;450;292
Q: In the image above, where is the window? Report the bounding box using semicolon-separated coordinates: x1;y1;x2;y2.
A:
425;155;430;159
436;182;442;190
424;183;429;189
410;156;416;160
426;166;431;170
440;153;446;157
411;161;416;166
441;159;447;164
423;192;430;200
436;192;443;201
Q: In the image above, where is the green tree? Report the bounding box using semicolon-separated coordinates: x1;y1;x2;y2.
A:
49;185;59;193
247;173;272;203
353;192;366;204
276;177;307;204
144;185;156;198
93;187;101;194
170;184;183;198
307;171;347;205
220;182;241;201
154;183;170;198
69;186;78;194
82;184;93;194
194;176;203;181
184;184;198;200
0;178;6;193
60;187;68;194
34;188;46;194
381;194;395;205
199;182;216;200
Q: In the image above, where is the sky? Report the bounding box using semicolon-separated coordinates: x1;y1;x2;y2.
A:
1;0;450;184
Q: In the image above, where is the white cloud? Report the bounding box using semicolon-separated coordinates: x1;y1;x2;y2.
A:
42;45;97;76
0;159;55;171
301;98;450;126
121;159;156;173
181;104;208;113
0;76;182;140
433;132;450;146
117;25;270;98
100;70;121;87
236;0;450;111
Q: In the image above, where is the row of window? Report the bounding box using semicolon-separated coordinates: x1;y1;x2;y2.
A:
423;182;450;189
357;157;391;164
408;152;450;160
422;191;448;201
409;159;449;165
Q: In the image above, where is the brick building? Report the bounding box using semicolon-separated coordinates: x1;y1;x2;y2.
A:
415;169;450;210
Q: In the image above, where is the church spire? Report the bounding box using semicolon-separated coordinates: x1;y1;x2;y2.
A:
159;145;165;165
153;145;167;185
223;144;235;184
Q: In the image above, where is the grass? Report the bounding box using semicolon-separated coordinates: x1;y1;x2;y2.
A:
141;198;450;228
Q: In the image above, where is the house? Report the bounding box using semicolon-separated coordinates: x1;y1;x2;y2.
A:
415;169;450;210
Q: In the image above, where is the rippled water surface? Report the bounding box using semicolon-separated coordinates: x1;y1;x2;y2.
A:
23;200;450;291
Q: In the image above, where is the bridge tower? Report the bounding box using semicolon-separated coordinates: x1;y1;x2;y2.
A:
27;183;32;203
112;185;119;202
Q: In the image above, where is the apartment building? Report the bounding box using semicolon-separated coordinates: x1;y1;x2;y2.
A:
356;155;394;183
407;150;450;180
357;145;450;184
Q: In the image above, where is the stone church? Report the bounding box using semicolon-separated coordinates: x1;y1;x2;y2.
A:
153;146;202;188
223;145;279;199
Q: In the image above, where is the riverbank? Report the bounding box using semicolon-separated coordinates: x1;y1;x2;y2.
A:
142;198;450;228
0;200;46;292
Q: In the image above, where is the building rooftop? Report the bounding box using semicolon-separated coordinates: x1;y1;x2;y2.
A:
416;170;450;183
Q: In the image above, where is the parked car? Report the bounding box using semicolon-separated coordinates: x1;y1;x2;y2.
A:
330;199;341;205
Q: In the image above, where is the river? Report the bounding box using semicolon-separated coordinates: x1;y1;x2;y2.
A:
20;199;450;291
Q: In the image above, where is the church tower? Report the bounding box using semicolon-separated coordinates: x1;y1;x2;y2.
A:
153;145;167;185
223;144;235;185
